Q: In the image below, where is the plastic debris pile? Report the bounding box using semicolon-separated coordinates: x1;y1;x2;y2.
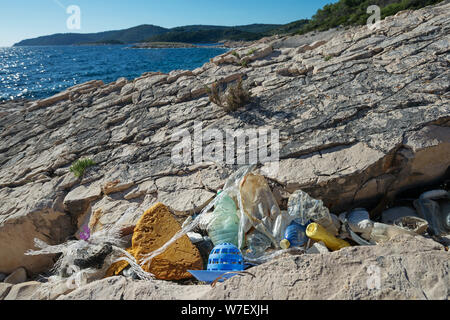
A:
25;165;450;288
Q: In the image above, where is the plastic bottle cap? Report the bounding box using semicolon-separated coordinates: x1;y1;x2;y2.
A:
280;239;291;249
306;223;318;236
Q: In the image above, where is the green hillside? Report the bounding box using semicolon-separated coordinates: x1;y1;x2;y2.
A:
295;0;445;34
143;24;283;44
144;28;265;44
266;19;310;35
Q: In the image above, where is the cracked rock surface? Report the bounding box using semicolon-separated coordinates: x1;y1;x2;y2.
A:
4;234;448;300
203;234;449;300
0;0;449;289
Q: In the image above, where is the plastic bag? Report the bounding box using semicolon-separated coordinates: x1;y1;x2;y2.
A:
286;190;339;236
238;173;282;247
414;190;450;236
26;213;155;288
140;165;256;266
369;222;418;243
139;166;326;267
345;208;373;240
206;192;240;247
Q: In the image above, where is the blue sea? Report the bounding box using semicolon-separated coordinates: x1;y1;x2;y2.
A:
0;45;228;101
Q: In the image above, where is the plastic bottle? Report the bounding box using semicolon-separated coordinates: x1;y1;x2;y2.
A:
306;223;350;251
246;231;272;258
280;220;308;249
369;222;417;243
207;192;240;247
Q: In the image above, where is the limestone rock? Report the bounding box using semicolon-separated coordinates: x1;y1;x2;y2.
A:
0;283;12;300
0;180;73;275
167;70;194;83
30;281;75;300
401;125;450;190
88;197;140;233
3;281;42;300
132;203;203;280
63;182;102;216
4;267;27;284
58;276;211;300
27;91;70;111
204;235;450;300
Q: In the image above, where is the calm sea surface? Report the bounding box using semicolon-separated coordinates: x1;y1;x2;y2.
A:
0;45;227;101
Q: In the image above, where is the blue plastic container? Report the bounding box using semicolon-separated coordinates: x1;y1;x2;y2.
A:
207;243;244;271
280;220;308;249
188;243;244;283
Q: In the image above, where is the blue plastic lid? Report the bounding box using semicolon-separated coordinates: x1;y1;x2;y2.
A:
187;270;240;283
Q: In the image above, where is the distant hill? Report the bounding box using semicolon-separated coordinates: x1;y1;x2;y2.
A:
265;19;310;35
13;25;169;46
145;29;260;44
234;24;284;34
142;24;284;44
14;23;283;46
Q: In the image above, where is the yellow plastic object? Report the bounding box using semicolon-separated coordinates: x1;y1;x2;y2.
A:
280;239;291;249
306;223;350;251
105;247;133;278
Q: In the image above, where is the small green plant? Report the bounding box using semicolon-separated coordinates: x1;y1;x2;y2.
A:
70;158;96;178
206;77;251;113
231;51;240;58
324;55;332;61
240;60;249;68
248;48;256;55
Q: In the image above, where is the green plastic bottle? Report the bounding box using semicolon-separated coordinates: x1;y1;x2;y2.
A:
207;192;240;247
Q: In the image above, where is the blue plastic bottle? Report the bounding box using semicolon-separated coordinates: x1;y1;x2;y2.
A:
280;220;308;249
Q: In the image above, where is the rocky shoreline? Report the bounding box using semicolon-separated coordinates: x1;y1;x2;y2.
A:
131;39;264;49
132;42;202;49
0;1;449;300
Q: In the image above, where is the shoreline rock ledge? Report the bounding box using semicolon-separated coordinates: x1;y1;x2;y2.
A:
0;1;449;300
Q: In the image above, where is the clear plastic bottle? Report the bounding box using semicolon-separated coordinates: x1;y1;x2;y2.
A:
207;192;240;247
369;222;417;243
280;220;308;249
245;231;272;258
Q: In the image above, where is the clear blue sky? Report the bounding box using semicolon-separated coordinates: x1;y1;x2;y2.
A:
0;0;338;47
